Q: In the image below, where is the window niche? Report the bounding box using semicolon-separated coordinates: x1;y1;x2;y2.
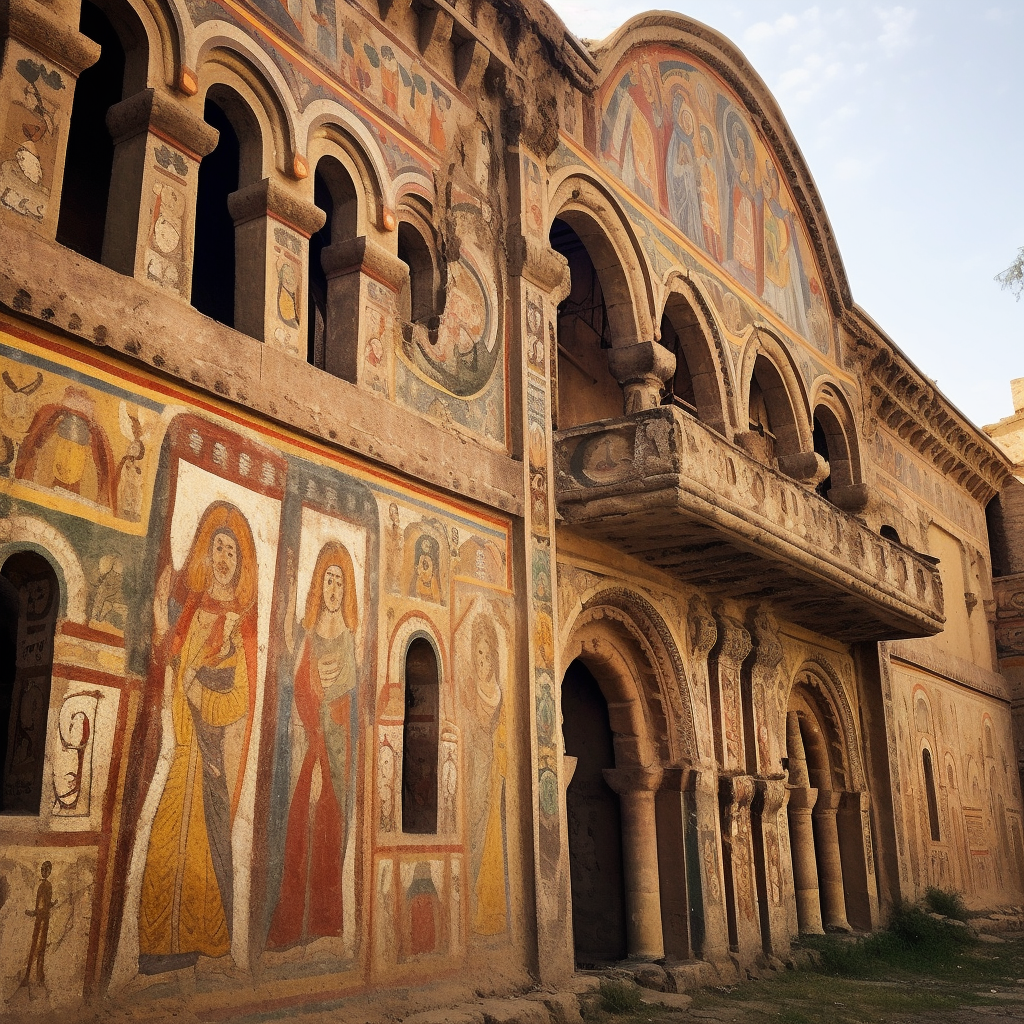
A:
1;552;59;815
56;0;127;261
922;747;941;842
402;636;439;834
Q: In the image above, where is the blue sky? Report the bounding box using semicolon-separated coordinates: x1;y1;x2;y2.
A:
545;1;1024;430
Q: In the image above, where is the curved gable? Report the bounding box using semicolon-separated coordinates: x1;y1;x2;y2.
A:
596;43;833;356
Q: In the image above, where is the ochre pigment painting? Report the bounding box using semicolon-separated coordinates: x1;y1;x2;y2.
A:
598;48;831;352
0;323;515;1006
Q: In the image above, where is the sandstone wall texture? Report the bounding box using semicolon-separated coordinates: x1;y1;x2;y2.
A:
0;0;1019;1016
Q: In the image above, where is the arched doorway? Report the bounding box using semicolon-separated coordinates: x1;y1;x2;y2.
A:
562;658;626;963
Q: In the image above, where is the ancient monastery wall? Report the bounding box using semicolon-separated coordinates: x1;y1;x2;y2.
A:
0;0;1021;1015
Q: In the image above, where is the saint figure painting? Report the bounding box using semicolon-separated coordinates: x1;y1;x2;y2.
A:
139;501;259;972
267;540;359;948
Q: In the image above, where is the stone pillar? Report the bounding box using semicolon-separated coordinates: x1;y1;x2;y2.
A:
719;773;761;960
608;340;675;414
604;767;665;960
655;766;692;960
0;0;99;236
103;88;219;298
227;177;328;352
838;788;879;931
711;612;752;772
786;711;824;934
505;138;573;985
751;777;791;957
813;789;851;932
691;764;731;961
320;234;407;393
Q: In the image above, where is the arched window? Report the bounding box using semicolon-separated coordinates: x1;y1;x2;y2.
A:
1;552;59;814
880;525;901;544
812;415;832;499
397;216;438;325
308;155;358;371
747;354;800;465
402;636;439;834
922;747;940;842
56;0;126;260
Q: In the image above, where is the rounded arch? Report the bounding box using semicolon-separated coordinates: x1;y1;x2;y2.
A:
548;172;655;347
660;271;733;435
195;36;296;176
811;378;863;492
561;586;699;767
738;329;812;458
87;0;157;94
304;109;396;223
0;517;86;621
786;657;864;792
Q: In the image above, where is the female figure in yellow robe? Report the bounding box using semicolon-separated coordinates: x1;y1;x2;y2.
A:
463;614;507;935
138;502;258;973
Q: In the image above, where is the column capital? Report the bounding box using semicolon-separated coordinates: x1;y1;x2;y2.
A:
507;234;570;296
659;764;697;793
106;88;218;159
608;340;675;415
750;603;784;679
228;177;326;239
603;766;663;795
713;611;753;668
753;777;788;817
719;772;756;809
1;0;99;75
321;234;407;292
688;593;718;661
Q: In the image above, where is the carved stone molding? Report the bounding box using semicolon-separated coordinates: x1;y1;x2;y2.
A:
106;88;219;158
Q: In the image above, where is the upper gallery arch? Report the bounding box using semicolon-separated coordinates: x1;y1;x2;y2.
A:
586;13;849;353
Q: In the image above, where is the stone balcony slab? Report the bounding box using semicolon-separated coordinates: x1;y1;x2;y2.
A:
554;407;944;642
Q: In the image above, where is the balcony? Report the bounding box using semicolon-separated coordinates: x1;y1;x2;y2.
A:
553;407;944;642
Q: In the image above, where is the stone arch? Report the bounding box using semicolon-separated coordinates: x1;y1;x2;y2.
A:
562;587;699;767
304;111;394;226
738;329;812;459
548;172;656;347
811;378;863;494
0;517;87;621
659;272;733;436
194;36;296;176
88;0;157;94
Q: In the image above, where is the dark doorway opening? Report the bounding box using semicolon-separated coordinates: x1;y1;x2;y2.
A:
562;658;626;964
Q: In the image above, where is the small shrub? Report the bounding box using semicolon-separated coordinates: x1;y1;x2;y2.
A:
598;980;642;1015
923;886;969;921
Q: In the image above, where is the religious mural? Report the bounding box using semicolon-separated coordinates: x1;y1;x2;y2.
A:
0;325;514;1005
598;49;831;353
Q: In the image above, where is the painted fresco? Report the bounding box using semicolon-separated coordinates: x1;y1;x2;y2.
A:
0;326;514;1005
597;49;831;353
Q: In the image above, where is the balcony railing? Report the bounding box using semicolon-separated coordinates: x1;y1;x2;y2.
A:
553;407;944;642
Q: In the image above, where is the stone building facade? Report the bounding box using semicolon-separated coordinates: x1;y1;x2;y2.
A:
0;0;1020;1014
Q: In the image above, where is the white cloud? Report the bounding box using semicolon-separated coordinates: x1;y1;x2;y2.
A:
743;11;802;43
876;6;917;55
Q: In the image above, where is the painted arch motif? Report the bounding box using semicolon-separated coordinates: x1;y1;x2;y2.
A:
598;48;832;354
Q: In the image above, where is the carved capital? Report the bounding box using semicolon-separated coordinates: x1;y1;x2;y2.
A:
0;0;99;75
106;88;219;158
777;450;830;485
829;482;874;515
688;594;718;660
603;766;663;795
753;777;788;817
719;772;756;810
320;235;408;292
713;612;752;668
750;603;784;679
227;178;327;238
508;234;569;295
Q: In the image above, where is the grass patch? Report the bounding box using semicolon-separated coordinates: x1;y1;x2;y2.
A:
598;980;642;1015
924;885;970;921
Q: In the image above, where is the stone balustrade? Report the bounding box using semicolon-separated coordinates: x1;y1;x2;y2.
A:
554;406;944;641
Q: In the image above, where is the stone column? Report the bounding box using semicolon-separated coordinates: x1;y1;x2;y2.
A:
751;777;791;957
604;766;665;960
320;234;408;393
655;766;692;960
813;789;851;932
691;764;731;961
719;773;762;960
227;177;327;352
0;0;99;236
103;88;219;298
711;612;752;772
786;711;824;934
608;340;675;415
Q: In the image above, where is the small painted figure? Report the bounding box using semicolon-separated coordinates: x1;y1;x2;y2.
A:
267;541;359;948
408;534;442;603
20;861;53;988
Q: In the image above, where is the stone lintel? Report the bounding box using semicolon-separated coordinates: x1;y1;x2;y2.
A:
321;235;408;292
227;178;326;238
